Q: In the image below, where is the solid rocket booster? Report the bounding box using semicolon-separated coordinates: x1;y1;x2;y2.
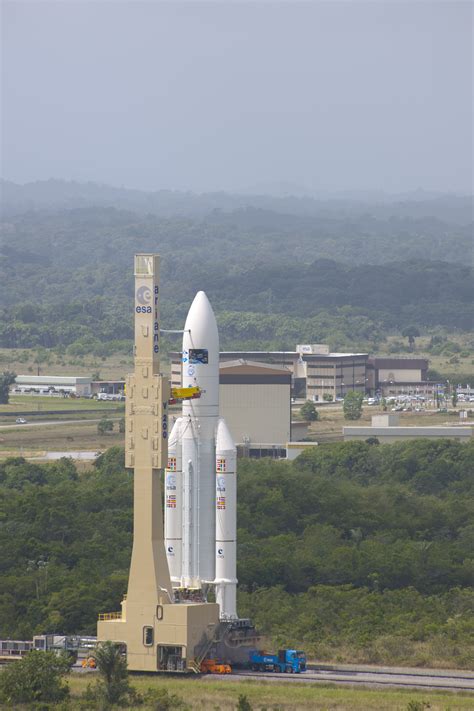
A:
215;418;238;619
164;417;183;583
181;291;219;588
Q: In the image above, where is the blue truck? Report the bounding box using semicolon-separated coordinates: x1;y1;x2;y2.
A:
249;649;306;673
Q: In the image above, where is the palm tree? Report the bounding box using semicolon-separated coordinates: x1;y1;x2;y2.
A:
92;641;129;705
402;326;420;352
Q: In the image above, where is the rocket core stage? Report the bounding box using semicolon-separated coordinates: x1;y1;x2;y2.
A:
164;291;238;620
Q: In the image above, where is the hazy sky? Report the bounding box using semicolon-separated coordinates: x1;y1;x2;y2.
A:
1;1;473;194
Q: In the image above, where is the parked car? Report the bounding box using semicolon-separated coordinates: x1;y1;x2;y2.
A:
15;418;27;424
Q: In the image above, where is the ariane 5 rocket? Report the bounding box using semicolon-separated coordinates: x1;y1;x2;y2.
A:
164;291;237;620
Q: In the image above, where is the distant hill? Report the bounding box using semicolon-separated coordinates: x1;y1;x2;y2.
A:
1;178;473;224
1;187;472;352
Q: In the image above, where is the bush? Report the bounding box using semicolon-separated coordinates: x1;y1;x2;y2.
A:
343;390;363;420
91;641;131;706
98;417;114;435
0;650;70;704
300;400;319;421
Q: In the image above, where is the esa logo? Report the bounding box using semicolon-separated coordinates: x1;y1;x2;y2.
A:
136;285;152;313
167;546;174;555
217;547;224;558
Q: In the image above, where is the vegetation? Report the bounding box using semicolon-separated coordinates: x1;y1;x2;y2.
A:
0;371;16;404
343;390;363;420
402;326;421;352
1;200;472;355
90;640;132;706
300;400;319;421
97;417;114;435
0;439;473;668
0;650;70;705
40;671;474;710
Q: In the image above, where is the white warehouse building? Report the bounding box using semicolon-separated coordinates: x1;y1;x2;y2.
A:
14;375;92;397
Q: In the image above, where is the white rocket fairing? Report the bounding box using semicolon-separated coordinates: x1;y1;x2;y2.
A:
164;291;237;619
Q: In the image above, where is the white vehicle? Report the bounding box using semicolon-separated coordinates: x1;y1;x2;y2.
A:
15;417;27;424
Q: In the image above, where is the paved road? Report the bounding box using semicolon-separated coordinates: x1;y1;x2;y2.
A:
0;418;118;430
71;663;474;691
225;667;474;691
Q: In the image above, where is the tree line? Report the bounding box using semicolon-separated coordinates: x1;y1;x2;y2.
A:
0;439;472;666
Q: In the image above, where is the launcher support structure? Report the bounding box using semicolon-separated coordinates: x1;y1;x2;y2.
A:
97;255;219;673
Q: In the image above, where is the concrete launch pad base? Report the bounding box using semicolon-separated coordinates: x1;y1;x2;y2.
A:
98;597;220;673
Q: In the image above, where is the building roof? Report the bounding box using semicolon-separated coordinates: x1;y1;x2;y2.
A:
219;359;291;375
343;426;472;438
369;357;429;369
15;375;91;385
221;350;367;358
219;359;292;385
172;350;367;360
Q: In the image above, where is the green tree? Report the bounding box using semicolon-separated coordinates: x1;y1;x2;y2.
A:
92;641;131;706
119;418;125;433
323;393;333;402
300;400;319;421
0;371;16;404
0;650;70;704
343;391;363;420
402;326;420;352
237;694;253;711
98;417;114;435
452;390;458;407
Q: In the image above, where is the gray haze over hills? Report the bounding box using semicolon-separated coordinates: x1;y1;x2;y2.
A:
2;1;472;195
1;178;473;225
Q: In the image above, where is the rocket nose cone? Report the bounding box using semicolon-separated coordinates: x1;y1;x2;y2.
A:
183;291;218;351
216;418;236;452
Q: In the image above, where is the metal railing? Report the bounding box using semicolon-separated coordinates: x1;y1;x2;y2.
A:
98;612;122;621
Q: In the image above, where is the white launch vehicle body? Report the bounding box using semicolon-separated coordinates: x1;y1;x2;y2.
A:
164;291;238;619
182;291;219;588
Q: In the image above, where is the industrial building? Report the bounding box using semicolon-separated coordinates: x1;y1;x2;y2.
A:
343;414;473;443
366;357;436;397
175;348;439;401
172;344;368;402
13;375;92;396
171;358;294;455
219;360;292;453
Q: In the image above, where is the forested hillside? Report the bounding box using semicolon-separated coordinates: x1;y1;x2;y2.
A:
1;193;473;352
1;440;473;667
2;179;473;224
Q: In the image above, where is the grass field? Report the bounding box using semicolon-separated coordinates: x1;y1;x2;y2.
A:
380;335;474;380
304;403;469;443
66;673;474;710
0;420;124;454
0;402;467;457
0;395;124;414
0;348;172;381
